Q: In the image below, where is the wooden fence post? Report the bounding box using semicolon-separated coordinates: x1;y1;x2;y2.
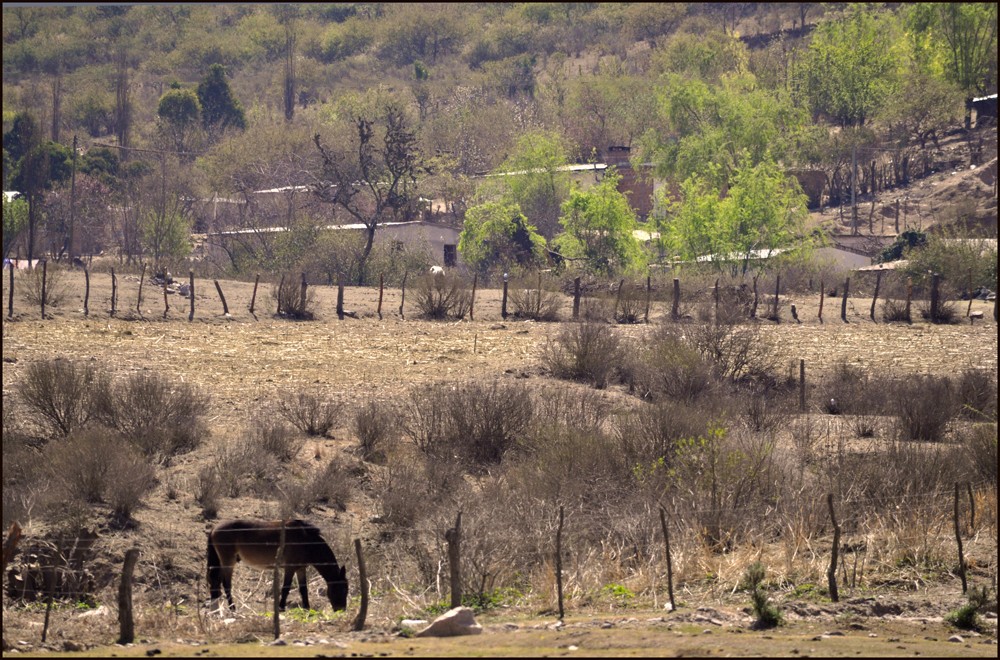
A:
83;268;90;317
41;565;55;643
966;482;976;533
118;548;140;644
826;494;840;602
273;521;285;640
818;280;824;324
399;272;407;320
162;279;169;319
556;505;565;621
249;273;260;318
7;263;13;318
966;268;974;319
111;268;117;317
905;277;912;324
791;304;799;323
659;506;676;612
40;259;47;319
299;273;307;314
336;276;345;320
644;275;651;324
572;277;581;320
188;270;195;322
614;278;625;322
377;274;384;321
501;273;509;320
469;273;477;321
954;483;967;594
750;275;759;319
671;278;680;321
445;511;462;609
213;280;230;316
352;539;368;631
276;274;285;315
714;278;720;323
799;359;806;412
870;270;882;322
840;277;850;323
772;274;781;319
930;273;941;323
136;263;146;316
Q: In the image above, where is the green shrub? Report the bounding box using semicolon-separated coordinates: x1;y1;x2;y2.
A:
946;585;993;631
742;562;782;629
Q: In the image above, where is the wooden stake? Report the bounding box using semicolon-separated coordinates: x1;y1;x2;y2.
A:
276;274;285;315
470;273;478;321
658;506;675;612
556;505;565;621
671;278;680;320
799;359;806;412
188;270;195;322
826;494;840;602
352;539;368;631
213;279;230;316
572;277;581;320
117;548;140;644
377;273;384;320
83;268;90;317
772;274;781;319
818;280;824;323
41;565;55;643
136;263;146;316
446;511;462;608
111;268;117;317
501;274;509;320
870;270;882;322
399;271;407;320
644;275;651;323
40;259;47;319
7;262;12;318
840;277;849;323
966;482;976;532
163;279;169;319
336;276;345;320
249;273;260;318
954;483;967;594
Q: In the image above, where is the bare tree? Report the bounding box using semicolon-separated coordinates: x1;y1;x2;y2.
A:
312;105;423;285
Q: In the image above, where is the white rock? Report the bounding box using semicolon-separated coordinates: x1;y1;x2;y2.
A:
415;607;483;637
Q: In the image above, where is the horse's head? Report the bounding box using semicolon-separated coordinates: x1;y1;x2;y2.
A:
326;565;348;611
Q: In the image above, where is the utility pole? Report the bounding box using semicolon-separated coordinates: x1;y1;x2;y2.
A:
851;143;858;236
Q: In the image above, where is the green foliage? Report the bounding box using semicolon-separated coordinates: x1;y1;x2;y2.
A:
601;583;635;607
554;169;645;276
800;8;903;127
458;200;547;276
197;63;246;132
878;230;927;263
2;193;28;259
900;230;998;292
141;207;192;264
911;4;997;102
742;561;783;629
946;585;993;631
660;156;811;277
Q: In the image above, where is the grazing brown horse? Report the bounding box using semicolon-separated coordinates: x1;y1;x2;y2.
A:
207;519;348;612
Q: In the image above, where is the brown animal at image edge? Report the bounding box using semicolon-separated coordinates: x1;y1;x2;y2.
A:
207;519;348;612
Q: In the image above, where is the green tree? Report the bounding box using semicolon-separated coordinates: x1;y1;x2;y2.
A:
2;194;28;260
458;200;547;277
799;8;902;128
156;84;202;154
313;103;424;285
141;206;191;267
197;63;247;133
660;156;811;278
553;169;645;276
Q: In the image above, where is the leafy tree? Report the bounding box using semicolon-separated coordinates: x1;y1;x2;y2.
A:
799;8;902;128
313;103;424;285
660;156;811;278
654;25;749;83
156;84;202;154
197;63;247;133
458;200;547;277
553;169;645;276
2;194;28;260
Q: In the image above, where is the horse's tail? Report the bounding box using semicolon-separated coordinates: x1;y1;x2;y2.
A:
206;533;222;601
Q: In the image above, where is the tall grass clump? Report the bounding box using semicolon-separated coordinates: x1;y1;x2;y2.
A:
352;400;399;463
508;274;563;321
274;388;343;437
946;585;994;631
413;272;470;320
271;272;316;320
891;375;956;442
543;320;623;389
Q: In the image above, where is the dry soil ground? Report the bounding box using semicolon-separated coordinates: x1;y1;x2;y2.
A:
1;270;997;657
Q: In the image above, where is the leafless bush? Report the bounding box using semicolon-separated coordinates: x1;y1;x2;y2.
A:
371;457;431;528
247;413;303;462
614;280;648;324
2;414;46;528
613;398;720;467
955;368;997;421
352;400;399;463
687;321;778;385
543;320;623;389
274;388;343;437
629;325;715;402
738;384;793;434
42;428;156;520
195;466;223;519
413;273;471;320
19;262;68;308
529;382;615;435
18;359;100;437
961;423;998;485
819;363;889;437
919;298;961;324
403;380;534;472
891;375;956;442
270;272;316;320
92;371;210;462
881;297;910;323
508;274;563;321
309;453;357;511
212;437;280;498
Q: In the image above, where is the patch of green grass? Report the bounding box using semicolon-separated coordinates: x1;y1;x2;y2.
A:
946;585;993;631
424;587;525;617
601;582;635;607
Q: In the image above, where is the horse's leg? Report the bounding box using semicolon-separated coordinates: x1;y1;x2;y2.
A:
297;568;309;610
280;568;294;611
221;565;236;611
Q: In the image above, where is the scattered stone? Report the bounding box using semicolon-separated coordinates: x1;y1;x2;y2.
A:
414;607;483;637
145;649;161;657
567;645;578;651
824;631;846;636
601;622;614;629
399;619;428;630
269;639;287;646
948;636;964;643
62;641;84;652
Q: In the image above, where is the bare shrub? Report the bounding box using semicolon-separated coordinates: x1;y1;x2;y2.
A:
918;298;961;324
509;275;563;321
543;320;623;389
92;371;210;461
613;398;721;467
43;428;156;519
403;380;534;472
371;457;431;527
955;368;997;421
18;359;100;437
247;413;303;462
738;383;793;434
881;297;910;323
212;437;280;497
629;326;715;402
891;375;956;442
310;453;357;510
413;273;470;320
2;412;47;528
687;321;778;385
271;272;316;319
614;280;648;324
529;382;615;434
195;466;223;519
352;400;399;463
819;363;889;437
961;423;997;485
19;262;68;308
274;388;343;437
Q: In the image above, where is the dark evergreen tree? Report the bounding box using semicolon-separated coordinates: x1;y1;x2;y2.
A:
197;63;246;132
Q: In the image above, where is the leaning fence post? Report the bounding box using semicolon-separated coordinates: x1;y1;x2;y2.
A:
659;505;676;612
136;263;146;316
818;280;824;324
870;270;882;322
117;548;140;644
111;268;117;317
840;277;850;323
213;279;230;317
377;273;384;321
556;505;565;621
826;494;840;602
249;273;260;318
572;277;581;320
188;270;195;322
84;268;90;317
352;539;369;631
671;278;680;321
7;262;13;318
966;481;976;533
954;483;967;594
445;511;462;609
399;271;407;320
